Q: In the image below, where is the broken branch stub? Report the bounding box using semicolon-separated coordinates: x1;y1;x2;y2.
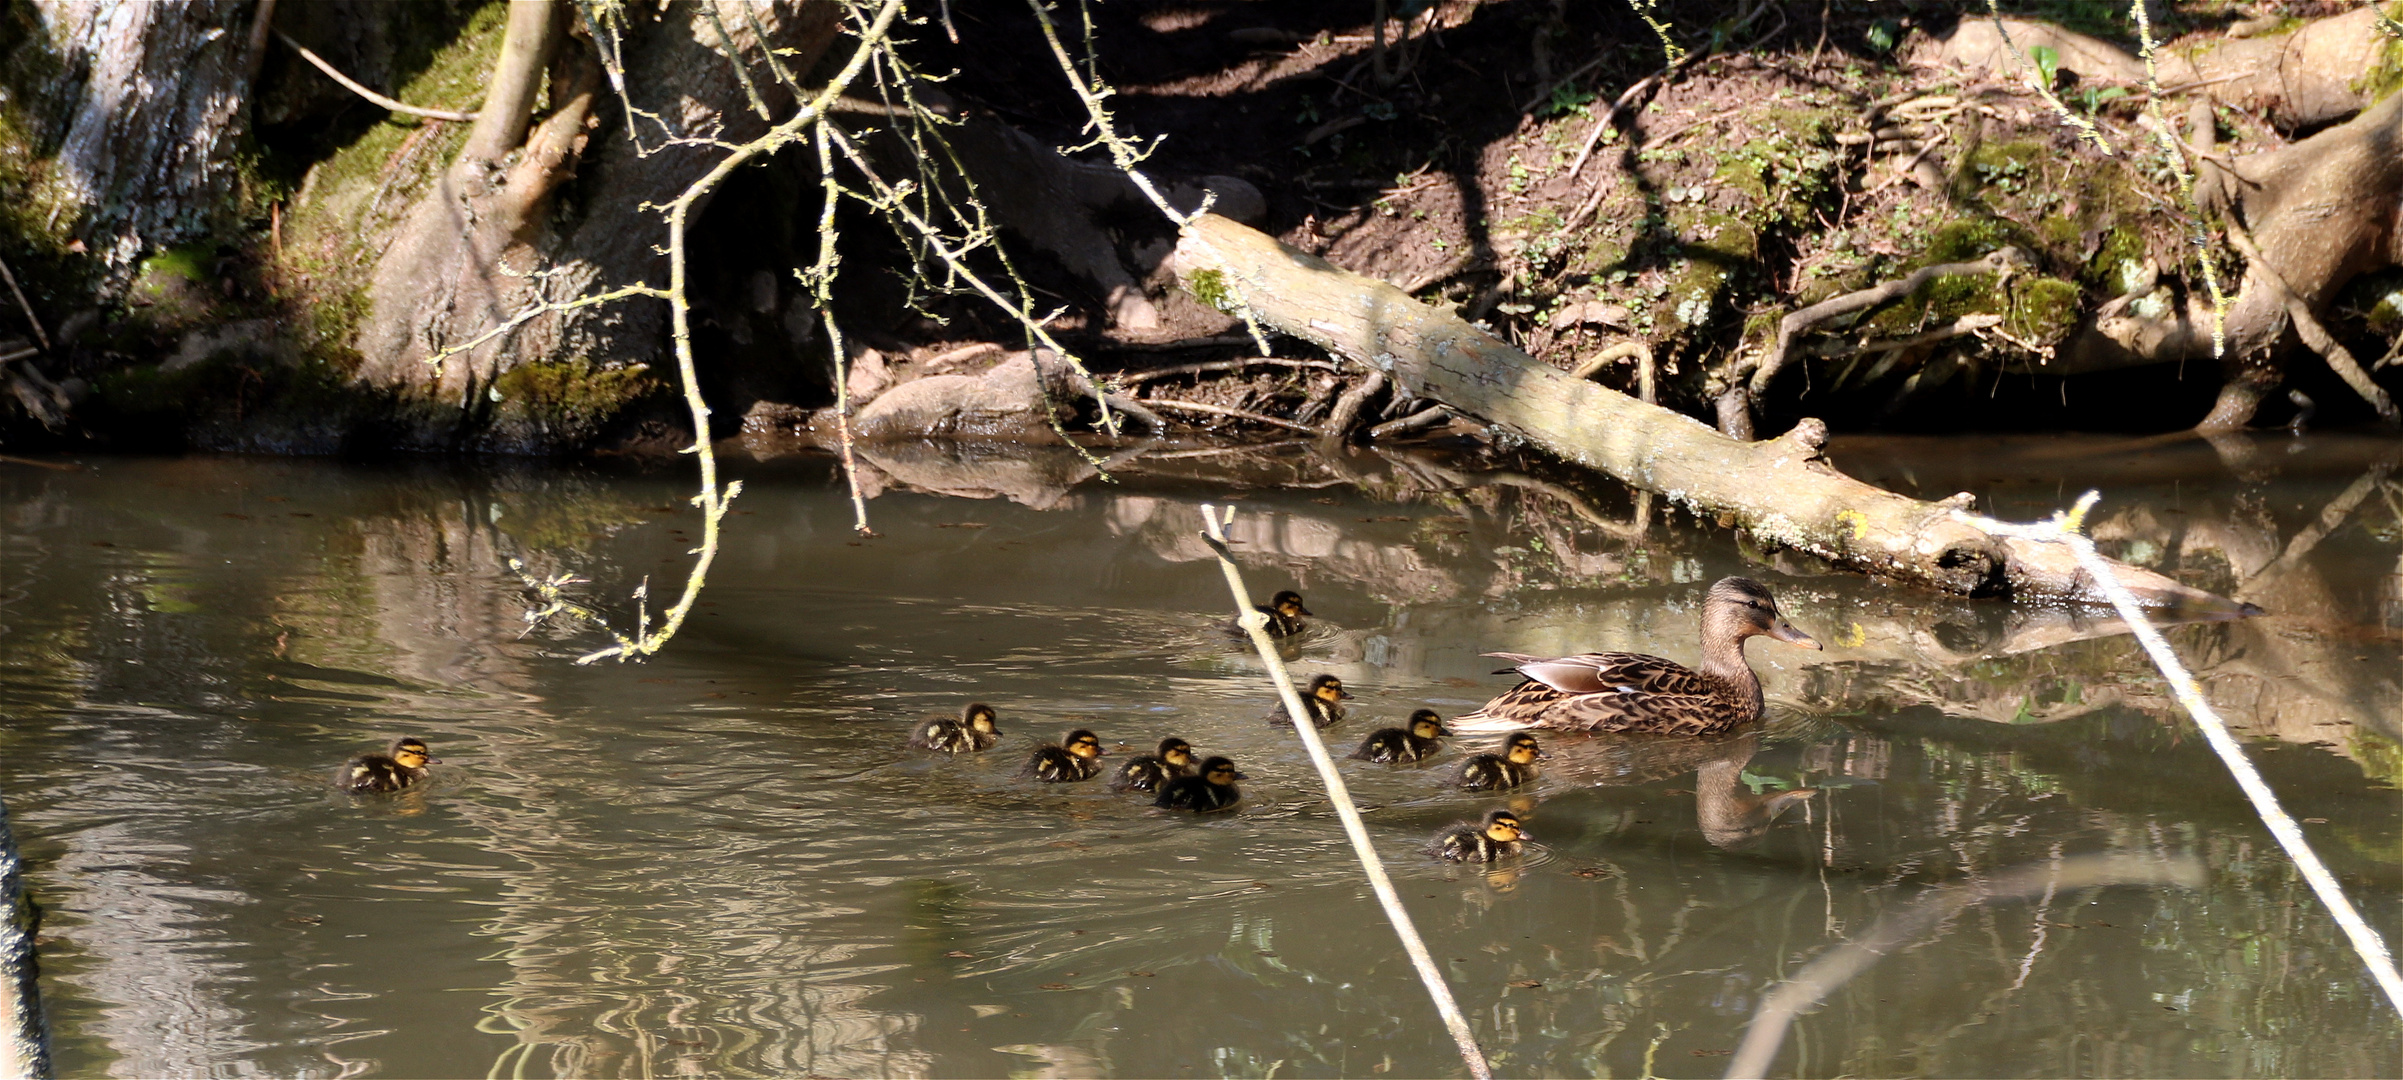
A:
1168;214;2245;613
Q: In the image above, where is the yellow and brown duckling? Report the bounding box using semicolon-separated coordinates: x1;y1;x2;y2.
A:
1110;736;1196;793
1021;728;1106;783
1252;590;1315;637
336;737;439;793
1453;732;1546;792
1349;709;1451;764
1427;809;1528;863
1265;673;1352;728
909;702;1003;754
1452;576;1821;737
1155;756;1246;812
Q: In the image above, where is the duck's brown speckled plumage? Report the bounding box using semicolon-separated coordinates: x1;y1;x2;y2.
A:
1451;577;1820;737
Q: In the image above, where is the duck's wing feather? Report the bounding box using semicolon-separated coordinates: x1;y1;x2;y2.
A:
1457;652;1735;735
1483;651;1708;696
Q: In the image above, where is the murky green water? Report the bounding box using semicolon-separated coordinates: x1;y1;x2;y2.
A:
0;433;2396;1078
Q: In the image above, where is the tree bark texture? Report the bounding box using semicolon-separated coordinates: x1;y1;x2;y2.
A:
10;1;256;271
1170;213;2245;613
351;0;844;448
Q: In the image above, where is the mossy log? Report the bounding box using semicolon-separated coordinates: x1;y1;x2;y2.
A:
1169;213;2245;613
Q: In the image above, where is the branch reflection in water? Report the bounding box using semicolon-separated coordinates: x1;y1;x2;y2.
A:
0;431;2392;1077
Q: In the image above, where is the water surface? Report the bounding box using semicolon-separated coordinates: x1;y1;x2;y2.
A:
0;433;2395;1078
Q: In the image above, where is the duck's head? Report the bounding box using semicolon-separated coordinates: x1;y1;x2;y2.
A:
1269;590;1313;619
1307;674;1353;704
1062;729;1105;759
961;702;1000;735
1408;709;1450;740
1704;576;1821;651
390;737;439;769
1503;732;1547;764
1198;756;1247;785
1157;737;1195;769
1481;809;1528;843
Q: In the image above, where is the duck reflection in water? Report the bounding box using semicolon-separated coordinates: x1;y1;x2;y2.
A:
1542;732;1818;849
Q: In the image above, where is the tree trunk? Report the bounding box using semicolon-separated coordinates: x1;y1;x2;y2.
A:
11;1;259;273
1170;213;2246;613
349;0;845;449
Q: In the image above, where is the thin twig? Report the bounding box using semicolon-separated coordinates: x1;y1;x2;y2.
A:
275;30;478;121
1198;505;1492;1080
0;255;49;352
1139;397;1322;434
1117;357;1341;385
811;123;876;536
571;0;908;664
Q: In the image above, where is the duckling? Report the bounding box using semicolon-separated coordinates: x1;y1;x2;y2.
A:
1110;737;1196;793
1452;576;1821;737
1453;732;1546;792
1427;809;1529;863
1229;590;1314;638
909;702;1002;754
1155;756;1247;812
336;737;439;793
1021;728;1106;783
1265;673;1352;728
1349;709;1451;764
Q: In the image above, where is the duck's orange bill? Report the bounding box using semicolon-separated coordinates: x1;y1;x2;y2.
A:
1767;619;1822;649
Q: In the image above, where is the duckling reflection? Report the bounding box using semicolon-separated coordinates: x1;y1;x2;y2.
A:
1428;809;1528;862
1110;737;1195;793
1453;732;1546;791
1349;708;1451;763
1021;729;1105;782
336;737;439;793
909;702;1002;754
1155;756;1245;811
1265;673;1352;728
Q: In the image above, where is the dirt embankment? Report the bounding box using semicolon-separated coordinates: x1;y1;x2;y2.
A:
0;1;2396;455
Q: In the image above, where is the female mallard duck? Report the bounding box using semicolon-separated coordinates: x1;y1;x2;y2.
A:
1428;809;1528;862
1021;729;1106;782
336;737;439;793
909;702;1002;754
1111;737;1196;793
1265;673;1352;728
1451;576;1821;737
1349;709;1451;764
1453;732;1546;792
1155;756;1246;812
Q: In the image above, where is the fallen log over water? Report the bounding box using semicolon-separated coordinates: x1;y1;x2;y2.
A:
1168;213;2246;613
